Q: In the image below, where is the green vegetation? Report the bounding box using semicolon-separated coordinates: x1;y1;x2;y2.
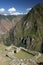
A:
11;3;43;52
4;38;11;46
14;49;33;59
10;47;16;50
0;44;11;65
37;54;43;62
0;44;7;56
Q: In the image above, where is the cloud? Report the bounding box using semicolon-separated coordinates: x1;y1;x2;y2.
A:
8;7;24;15
26;8;31;11
3;14;8;16
0;7;27;15
8;7;16;13
9;12;24;15
0;8;5;12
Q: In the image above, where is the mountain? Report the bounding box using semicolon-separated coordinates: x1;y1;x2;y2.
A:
0;15;23;34
11;3;43;52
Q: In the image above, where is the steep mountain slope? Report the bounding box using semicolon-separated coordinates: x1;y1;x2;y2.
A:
23;3;43;52
13;3;43;52
0;15;23;34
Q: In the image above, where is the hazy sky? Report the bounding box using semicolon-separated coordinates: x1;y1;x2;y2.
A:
0;0;43;15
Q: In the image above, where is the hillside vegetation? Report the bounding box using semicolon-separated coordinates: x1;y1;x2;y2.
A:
11;3;43;52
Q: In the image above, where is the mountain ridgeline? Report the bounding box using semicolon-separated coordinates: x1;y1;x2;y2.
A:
0;3;43;53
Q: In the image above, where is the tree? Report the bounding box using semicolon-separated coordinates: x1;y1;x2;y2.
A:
4;38;11;46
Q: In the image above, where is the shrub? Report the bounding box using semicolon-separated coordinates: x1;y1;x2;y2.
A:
4;38;11;46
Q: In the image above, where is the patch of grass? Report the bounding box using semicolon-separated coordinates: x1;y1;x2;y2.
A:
5;59;11;65
14;49;33;59
0;44;7;56
0;44;11;65
10;47;16;50
37;54;43;62
27;62;35;65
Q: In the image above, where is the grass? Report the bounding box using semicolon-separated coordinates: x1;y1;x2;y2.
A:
37;54;43;62
14;49;33;59
10;47;16;50
5;59;11;65
27;62;35;65
0;44;7;56
0;54;11;65
0;44;12;65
